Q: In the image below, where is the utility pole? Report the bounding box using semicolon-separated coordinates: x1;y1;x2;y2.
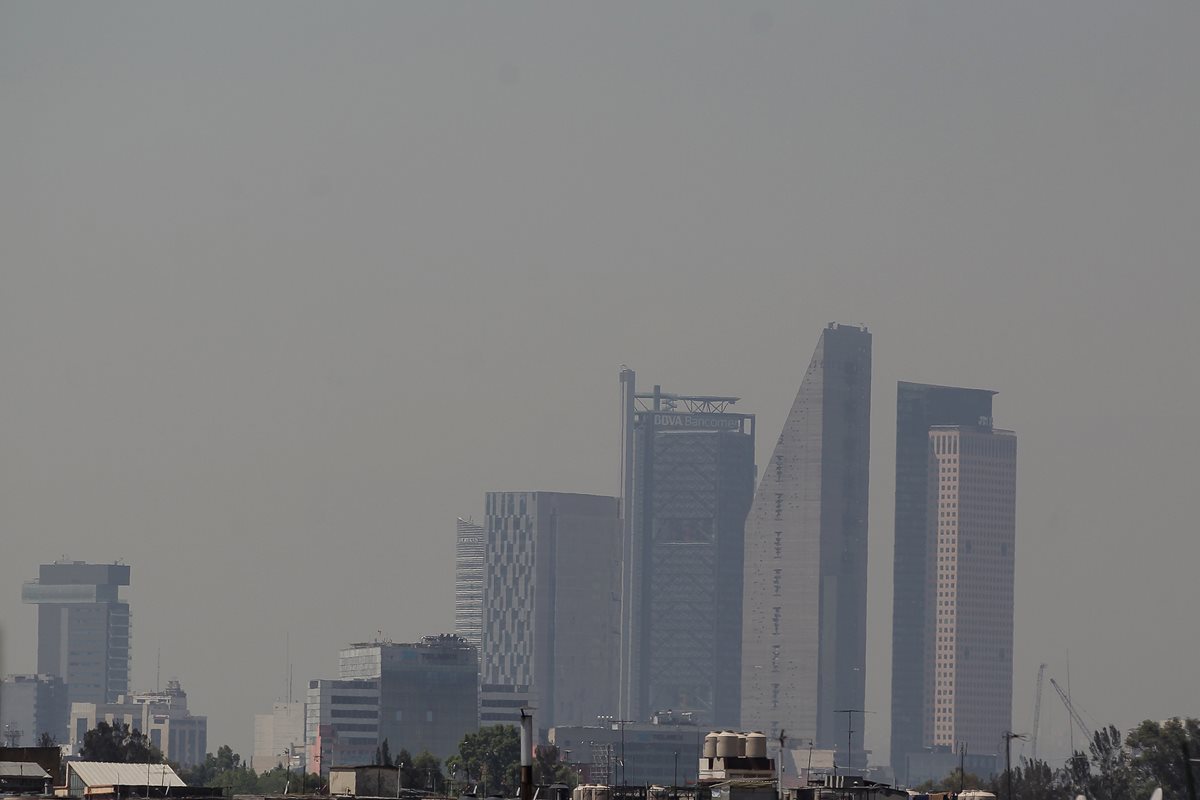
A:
611;719;634;787
777;730;787;796
1003;732;1027;800
835;709;867;775
958;741;967;793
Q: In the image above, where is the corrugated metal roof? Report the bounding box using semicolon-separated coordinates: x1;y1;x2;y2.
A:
0;761;51;778
68;762;185;787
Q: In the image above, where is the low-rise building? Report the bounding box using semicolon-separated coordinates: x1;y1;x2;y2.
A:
329;764;402;796
0;760;52;794
62;761;185;798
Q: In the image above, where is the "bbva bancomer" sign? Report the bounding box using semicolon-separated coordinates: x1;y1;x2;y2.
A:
650;413;744;430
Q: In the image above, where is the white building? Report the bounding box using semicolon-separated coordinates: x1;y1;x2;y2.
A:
253;701;305;771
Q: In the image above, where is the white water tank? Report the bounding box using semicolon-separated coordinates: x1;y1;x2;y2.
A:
716;731;739;758
703;732;719;758
745;732;767;758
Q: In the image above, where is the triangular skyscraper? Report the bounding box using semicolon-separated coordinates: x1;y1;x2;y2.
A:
741;323;871;767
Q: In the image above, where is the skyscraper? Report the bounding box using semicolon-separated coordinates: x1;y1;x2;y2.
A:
481;491;621;731
922;422;1015;773
21;561;131;709
740;323;871;765
618;374;756;726
455;517;485;651
890;382;997;782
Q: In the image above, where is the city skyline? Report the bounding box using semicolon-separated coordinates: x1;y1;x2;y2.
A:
3;0;1198;763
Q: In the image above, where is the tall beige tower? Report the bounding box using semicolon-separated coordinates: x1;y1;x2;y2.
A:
924;424;1016;756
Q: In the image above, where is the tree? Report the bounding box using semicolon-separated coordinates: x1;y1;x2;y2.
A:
36;732;57;748
535;745;577;788
176;745;319;795
1088;725;1135;800
79;721;162;763
1127;718;1200;800
413;750;446;792
456;725;522;796
395;748;418;789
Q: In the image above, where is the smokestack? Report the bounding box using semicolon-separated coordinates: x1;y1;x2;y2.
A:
521;708;534;800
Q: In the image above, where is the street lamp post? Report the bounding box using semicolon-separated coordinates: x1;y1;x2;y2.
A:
1003;732;1027;800
673;751;679;800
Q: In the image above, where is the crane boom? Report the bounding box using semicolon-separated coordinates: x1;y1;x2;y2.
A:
1031;663;1047;760
1050;677;1093;746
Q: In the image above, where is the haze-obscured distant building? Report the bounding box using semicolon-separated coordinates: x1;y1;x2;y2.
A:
253;701;305;771
22;561;131;709
69;680;207;767
922;422;1016;767
618;373;756;727
455;518;485;652
305;679;379;776
338;635;478;760
549;712;704;786
0;674;68;746
740;323;872;767
889;382;997;783
482;492;621;732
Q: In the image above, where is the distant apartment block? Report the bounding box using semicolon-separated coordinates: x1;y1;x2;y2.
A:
22;561;131;709
0;674;68;745
923;423;1016;760
253;701;305;771
338;635;478;760
890;382;997;782
618;372;756;727
305;679;379;776
455;518;485;652
741;323;872;766
482;492;621;732
69;680;207;767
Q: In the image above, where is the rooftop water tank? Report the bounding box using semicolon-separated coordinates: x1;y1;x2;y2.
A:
703;732;719;759
716;731;739;758
746;731;767;759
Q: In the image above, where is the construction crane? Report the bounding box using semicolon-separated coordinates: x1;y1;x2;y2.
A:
1031;663;1047;761
1050;677;1093;745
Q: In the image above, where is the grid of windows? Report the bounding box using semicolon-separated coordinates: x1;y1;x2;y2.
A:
925;426;1016;752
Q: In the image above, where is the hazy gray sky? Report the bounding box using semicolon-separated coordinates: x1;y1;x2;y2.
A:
3;2;1198;763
